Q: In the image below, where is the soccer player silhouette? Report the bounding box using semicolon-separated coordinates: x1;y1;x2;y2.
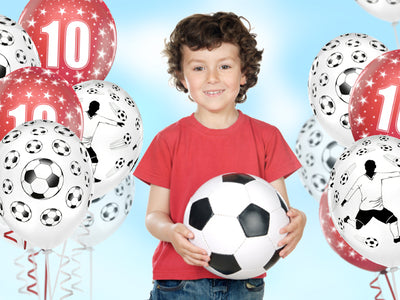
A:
341;159;400;243
82;100;124;182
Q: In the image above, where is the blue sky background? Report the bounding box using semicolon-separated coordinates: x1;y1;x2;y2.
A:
1;0;400;299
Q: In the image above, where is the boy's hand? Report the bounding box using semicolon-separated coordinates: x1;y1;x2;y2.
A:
169;223;210;267
278;208;306;259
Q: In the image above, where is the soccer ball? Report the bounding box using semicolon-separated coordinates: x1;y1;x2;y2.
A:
21;158;63;200
335;68;362;103
183;173;289;279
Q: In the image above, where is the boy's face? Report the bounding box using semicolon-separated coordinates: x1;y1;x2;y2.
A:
179;42;246;114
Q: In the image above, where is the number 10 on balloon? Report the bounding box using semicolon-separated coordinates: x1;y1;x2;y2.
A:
41;21;90;69
377;85;400;135
8;104;56;127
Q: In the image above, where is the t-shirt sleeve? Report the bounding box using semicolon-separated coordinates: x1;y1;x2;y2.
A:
133;132;172;189
264;126;301;183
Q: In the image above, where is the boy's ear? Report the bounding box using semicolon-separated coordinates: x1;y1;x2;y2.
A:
240;72;247;86
177;71;188;89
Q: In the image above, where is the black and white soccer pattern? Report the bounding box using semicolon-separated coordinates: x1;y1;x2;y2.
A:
0;15;40;79
0;120;93;249
328;135;400;267
183;173;289;280
73;80;143;199
308;33;387;146
73;174;135;247
295;116;344;201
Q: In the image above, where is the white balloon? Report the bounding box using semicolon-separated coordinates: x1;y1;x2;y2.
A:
308;33;387;147
295;116;344;201
73;80;143;199
356;0;400;23
73;175;134;247
0;15;40;78
328;135;400;267
0;120;93;249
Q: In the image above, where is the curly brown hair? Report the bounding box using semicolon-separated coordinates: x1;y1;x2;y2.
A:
163;12;263;103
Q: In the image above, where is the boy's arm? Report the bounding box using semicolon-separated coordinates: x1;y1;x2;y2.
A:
270;177;306;259
145;184;210;267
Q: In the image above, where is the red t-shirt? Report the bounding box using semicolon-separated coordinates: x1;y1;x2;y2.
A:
134;110;301;280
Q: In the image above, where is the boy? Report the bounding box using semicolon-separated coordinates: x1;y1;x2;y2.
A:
134;12;306;299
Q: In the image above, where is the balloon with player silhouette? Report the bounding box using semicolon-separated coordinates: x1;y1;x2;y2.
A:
319;188;386;272
73;80;143;199
328;135;400;267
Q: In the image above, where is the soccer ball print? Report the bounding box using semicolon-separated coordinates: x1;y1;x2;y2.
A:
308;33;387;146
73;174;134;247
355;0;400;23
0;120;93;249
295;116;344;201
183;173;289;279
328;135;400;267
0;14;40;79
73;80;143;199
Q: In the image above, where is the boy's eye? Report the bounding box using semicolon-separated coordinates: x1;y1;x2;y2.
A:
193;66;204;71
220;64;231;70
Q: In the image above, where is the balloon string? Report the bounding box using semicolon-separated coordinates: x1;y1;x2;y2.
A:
71;225;90;293
14;251;29;295
27;250;41;297
392;21;400;49
392;268;399;300
52;243;73;300
51;241;68;298
385;271;397;300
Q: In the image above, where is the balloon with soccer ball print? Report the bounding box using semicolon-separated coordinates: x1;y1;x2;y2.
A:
0;66;84;141
295;116;344;201
355;0;400;23
73;80;143;199
18;0;117;86
308;33;387;147
73;174;134;247
350;50;400;141
183;173;289;279
319;188;386;272
328;135;400;267
0;120;93;250
0;15;40;79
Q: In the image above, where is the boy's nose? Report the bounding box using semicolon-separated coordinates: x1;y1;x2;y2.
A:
207;69;219;83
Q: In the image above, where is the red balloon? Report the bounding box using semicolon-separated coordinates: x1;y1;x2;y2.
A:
18;0;117;86
0;66;83;140
319;189;386;272
350;50;400;141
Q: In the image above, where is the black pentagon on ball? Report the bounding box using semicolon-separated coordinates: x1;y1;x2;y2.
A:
276;192;288;213
24;169;37;184
238;203;270;237
47;173;60;188
189;197;214;231
209;252;241;275
264;248;281;271
222;173;255;184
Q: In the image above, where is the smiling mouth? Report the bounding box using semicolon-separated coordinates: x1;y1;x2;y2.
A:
204;89;224;96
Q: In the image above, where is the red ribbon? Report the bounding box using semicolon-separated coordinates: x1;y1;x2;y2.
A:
27;250;40;296
370;270;397;300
